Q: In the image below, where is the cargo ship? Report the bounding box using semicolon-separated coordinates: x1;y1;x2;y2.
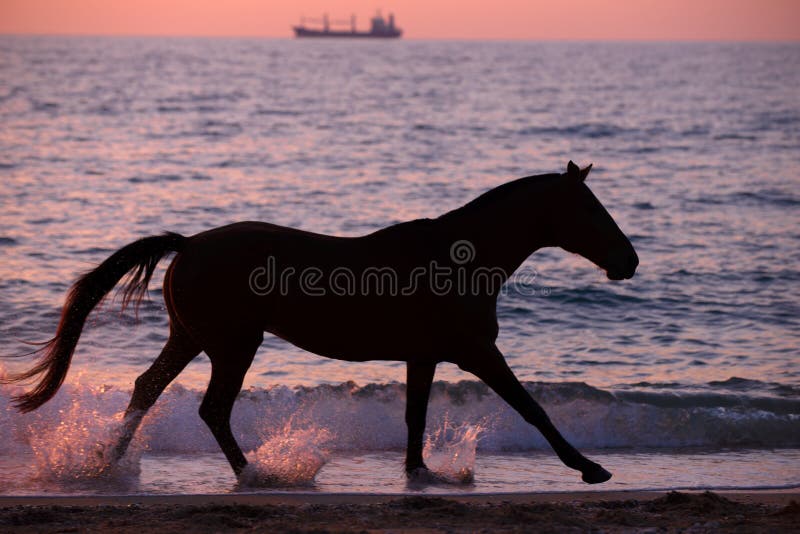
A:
293;13;402;39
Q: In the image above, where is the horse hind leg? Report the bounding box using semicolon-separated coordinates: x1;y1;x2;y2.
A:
199;335;261;477
110;324;201;462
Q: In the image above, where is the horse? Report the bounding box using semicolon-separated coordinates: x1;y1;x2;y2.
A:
2;161;638;485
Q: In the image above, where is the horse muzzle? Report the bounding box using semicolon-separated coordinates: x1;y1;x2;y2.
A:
605;249;639;281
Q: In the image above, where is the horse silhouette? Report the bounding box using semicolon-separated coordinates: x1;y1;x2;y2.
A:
2;161;638;484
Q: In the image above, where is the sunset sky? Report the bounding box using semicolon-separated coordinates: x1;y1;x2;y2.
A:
1;0;798;41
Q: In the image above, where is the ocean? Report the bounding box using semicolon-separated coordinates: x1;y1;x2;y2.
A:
0;36;798;495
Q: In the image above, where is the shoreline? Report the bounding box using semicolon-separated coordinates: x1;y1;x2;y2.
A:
1;491;798;533
1;489;798;507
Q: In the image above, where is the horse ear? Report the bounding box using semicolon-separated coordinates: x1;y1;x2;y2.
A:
579;163;593;182
566;160;589;182
567;160;580;177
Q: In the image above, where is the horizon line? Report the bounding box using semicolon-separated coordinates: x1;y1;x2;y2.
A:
1;31;798;44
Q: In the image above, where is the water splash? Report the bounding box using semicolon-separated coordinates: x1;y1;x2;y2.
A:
422;416;483;483
29;399;143;482
238;421;332;487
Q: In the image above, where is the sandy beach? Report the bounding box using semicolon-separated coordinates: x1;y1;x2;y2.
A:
1;491;797;532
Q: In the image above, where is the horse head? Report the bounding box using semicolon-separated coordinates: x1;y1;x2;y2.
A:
553;161;638;280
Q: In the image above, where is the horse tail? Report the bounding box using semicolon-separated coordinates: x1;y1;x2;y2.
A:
0;232;187;413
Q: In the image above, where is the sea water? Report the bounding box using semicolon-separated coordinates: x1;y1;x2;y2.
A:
0;37;798;495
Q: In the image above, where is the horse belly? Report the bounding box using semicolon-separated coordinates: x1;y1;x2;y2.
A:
263;300;421;362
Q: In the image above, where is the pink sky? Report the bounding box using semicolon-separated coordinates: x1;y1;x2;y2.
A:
1;0;798;41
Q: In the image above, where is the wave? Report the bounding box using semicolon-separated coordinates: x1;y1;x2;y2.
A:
691;189;800;208
517;122;634;139
1;379;797;458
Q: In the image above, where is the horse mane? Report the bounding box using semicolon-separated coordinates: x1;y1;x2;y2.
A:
440;172;562;220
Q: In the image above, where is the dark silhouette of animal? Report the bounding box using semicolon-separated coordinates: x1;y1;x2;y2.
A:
2;161;638;484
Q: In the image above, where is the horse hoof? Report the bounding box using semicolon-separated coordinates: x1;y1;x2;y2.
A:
581;465;612;484
407;467;446;484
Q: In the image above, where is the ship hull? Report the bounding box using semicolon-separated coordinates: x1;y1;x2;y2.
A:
293;27;401;39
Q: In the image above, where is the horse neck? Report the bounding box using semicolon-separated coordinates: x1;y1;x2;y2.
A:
439;176;558;278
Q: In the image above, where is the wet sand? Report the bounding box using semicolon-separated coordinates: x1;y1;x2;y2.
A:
1;491;798;532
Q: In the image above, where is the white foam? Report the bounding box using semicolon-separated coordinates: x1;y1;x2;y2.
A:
1;378;798;464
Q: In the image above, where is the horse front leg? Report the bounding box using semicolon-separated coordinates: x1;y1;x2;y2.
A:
459;344;611;484
405;360;436;476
